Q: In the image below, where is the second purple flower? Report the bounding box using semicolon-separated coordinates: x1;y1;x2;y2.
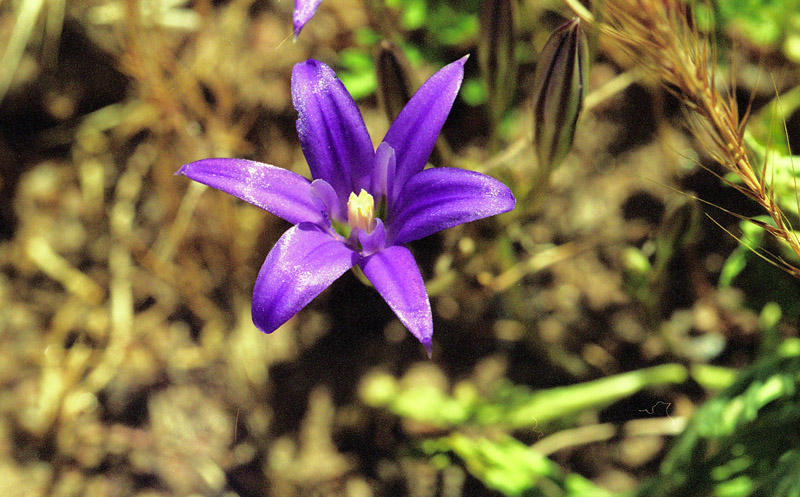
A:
178;57;515;355
293;0;322;36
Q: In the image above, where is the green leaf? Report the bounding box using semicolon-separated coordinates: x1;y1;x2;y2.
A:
337;49;377;100
636;339;800;497
361;364;688;429
460;78;487;106
422;433;621;497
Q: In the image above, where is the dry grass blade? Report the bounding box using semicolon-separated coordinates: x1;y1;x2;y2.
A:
0;0;45;103
571;0;800;275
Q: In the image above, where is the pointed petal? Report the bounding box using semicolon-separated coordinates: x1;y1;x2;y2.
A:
358;218;386;255
293;0;322;36
382;56;467;201
370;142;396;198
310;178;342;221
388;167;515;245
292;59;375;204
252;223;359;333
177;158;320;225
359;246;432;353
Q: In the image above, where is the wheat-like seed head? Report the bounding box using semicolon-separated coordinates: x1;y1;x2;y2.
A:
572;0;800;275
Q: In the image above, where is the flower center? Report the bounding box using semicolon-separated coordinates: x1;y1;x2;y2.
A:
347;189;375;234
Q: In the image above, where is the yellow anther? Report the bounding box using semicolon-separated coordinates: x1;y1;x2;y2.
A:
347;189;375;233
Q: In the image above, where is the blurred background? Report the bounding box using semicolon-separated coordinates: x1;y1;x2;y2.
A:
2;0;800;496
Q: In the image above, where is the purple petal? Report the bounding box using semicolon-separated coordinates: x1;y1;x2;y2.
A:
359;246;433;356
388;167;515;245
177;158;321;226
293;0;322;36
252;223;360;333
310;178;342;222
382;56;467;202
292;59;375;207
358;218;386;255
370;142;396;199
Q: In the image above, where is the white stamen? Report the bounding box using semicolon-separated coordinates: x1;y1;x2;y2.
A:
347;189;375;233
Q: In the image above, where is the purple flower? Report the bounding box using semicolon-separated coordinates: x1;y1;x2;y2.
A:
293;0;322;36
177;57;515;356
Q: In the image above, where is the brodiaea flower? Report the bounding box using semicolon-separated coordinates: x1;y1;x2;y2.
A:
293;0;321;36
177;57;515;356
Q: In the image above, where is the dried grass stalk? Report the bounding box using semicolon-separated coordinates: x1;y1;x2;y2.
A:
572;0;800;275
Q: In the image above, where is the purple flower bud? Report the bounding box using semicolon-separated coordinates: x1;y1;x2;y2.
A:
531;18;589;171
